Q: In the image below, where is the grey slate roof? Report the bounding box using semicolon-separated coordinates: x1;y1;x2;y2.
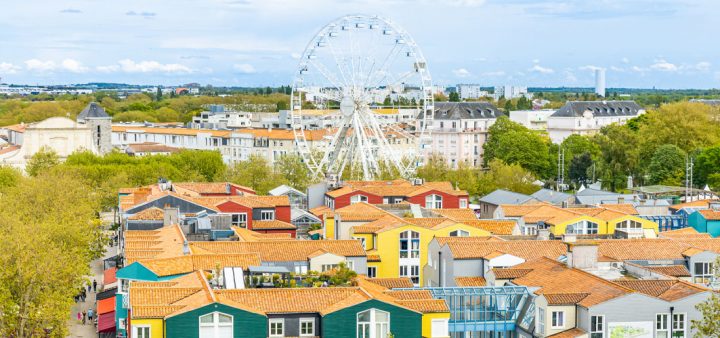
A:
531;188;572;205
269;184;306;197
551;101;642;117
479;189;536;206
429;102;502;120
689;99;720;106
77;102;110;120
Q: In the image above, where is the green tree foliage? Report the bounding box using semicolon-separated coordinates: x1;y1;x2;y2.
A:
696;146;720;190
483;116;551;177
448;92;460;102
224;154;286;194
275;154;315;191
691;257;720;338
476;159;541;196
25;146;60;177
593;124;640;191
416;154;449;182
568;152;594;187
647;144;686;185
0;170;105;337
0;165;22;191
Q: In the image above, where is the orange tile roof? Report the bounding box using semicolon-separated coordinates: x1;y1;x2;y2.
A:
357;276;446;314
673;238;720;253
454;277;487;287
127;142;180;154
395;299;449;313
510;258;632;307
460;220;518;235
252;220;296;230
366;278;414;289
439;238;566;260
593;239;693;261
173;182;250;195
112;125;232;138
669;199;719;211
131;305;186;318
543;292;590;305
128;207;164;221
659;227;712;239
492;268;533;279
104;267;117;285
232;227;293;242
139;253;262;277
215;288;370;315
189;239;366;261
699;209;720;220
383;290;434;300
3;123;26;133
613;280;709;301
601;203;639;215
645;265;691;277
431;208;478;220
309;205;334;218
335;203;390;222
547;328;587;338
244;195;290;206
233;128;328;141
500;204;545;217
123;224;187;264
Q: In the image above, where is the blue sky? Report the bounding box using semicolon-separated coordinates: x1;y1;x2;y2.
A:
0;0;717;88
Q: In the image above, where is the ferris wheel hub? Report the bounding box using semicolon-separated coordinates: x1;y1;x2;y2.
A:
340;96;355;117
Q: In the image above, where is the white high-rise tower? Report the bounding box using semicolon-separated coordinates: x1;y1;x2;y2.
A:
595;68;606;97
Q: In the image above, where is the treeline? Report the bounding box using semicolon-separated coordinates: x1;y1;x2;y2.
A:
0;92;291;126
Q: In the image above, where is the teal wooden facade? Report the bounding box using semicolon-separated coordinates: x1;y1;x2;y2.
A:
689;211;720;237
321;299;422;338
165;303;267;338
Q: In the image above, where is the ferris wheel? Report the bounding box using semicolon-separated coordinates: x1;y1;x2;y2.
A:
291;14;434;181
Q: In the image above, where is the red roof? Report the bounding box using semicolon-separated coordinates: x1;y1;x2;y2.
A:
104;267;117;285
98;296;116;315
98;311;116;332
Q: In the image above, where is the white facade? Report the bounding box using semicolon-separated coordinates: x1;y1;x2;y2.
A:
192;105;253;129
595;69;606;97
547;101;645;144
494;85;531;100
456;84;489;100
509;109;556;131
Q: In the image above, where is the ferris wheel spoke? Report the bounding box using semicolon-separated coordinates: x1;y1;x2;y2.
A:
308;59;346;94
324;32;353;89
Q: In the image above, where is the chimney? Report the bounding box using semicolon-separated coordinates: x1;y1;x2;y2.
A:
566;243;598;269
561;201;568;208
164;206;179;227
182;240;190;255
618;197;625;204
537;229;550;240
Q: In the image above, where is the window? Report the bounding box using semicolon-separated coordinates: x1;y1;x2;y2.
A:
230;213;247;227
351;195;368;204
590;315;604;338
459;198;468;208
565;220;599;235
694;262;714;284
367;266;377;278
260;210;275;220
383;197;389;204
400;265;420;285
551;311;564;328
673;313;686;338
425;194;443;209
431;319;449;337
449;230;469;237
199;312;233;338
322;264;339;272
135;326;151;338
656;314;669;338
399;231;420;258
357;309;390;338
615;219;642;230
299;318;314;337
269;318;284;337
537;308;545;334
354;237;366;249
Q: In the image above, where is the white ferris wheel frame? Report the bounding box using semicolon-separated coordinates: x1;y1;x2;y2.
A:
290;14;434;181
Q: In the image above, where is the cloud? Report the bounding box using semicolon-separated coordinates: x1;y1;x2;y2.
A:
96;65;119;73
0;62;21;74
290;52;302;59
452;68;471;77
24;59;56;72
621;57;630;64
649;59;678;72
579;65;603;72
233;63;256;74
529;64;554;74
114;59;193;73
482;71;505;77
610;66;625;72
60;8;82;14
449;0;486;7
61;59;88;73
631;66;646;73
694;61;711;72
126;11;157;18
564;71;577;83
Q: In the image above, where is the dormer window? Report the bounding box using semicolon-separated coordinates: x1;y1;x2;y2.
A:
350;195;368;204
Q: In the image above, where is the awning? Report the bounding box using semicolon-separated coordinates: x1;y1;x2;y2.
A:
98;296;116;315
96;287;117;301
104;267;118;285
98;311;116;332
248;266;290;274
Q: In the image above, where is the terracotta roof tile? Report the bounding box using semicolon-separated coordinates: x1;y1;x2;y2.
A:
128;207;165;221
454;277;487;287
439;238;566;260
252;220;296;230
189;240;366;261
309;205;334;218
123;225;187;264
215;288;370;315
699;209;720;220
613;280;709;301
492;268;533;279
594;239;691;261
601;203;639;215
383;290;434;300
669;199;719;211
335;203;391;222
543;292;590;305
548;328;587;338
140;253;262;277
431;208;478;221
232;227;293;242
645;265;691;277
131;305;186;318
366;278;414;289
674;238;720;253
396;299;449;313
460;220;518;235
660;227;712;239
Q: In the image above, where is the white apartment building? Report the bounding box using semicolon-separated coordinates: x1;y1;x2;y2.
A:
509;109;556;131
493;85;532;100
191;105;253;129
419;102;501;168
456;84;489;100
547;101;645;143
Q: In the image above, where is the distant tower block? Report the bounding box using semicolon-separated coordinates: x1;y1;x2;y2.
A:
595;68;606;97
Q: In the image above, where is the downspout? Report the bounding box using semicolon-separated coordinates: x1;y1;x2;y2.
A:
669;306;674;338
438;251;443;287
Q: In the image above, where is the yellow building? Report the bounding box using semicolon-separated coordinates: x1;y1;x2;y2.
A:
500;204;659;237
350;214;492;286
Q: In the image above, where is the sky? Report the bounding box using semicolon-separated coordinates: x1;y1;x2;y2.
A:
0;0;718;88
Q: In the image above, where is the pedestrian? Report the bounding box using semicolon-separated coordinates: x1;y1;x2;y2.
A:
81;289;86;302
87;284;91;293
76;311;81;323
93;279;97;292
88;308;94;322
82;310;86;325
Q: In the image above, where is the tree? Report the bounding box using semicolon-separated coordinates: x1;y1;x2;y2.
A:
593;124;640;191
224;155;284;194
476;159;540;196
568;152;593;187
448;92;460;102
275;154;314;191
695;146;720;190
691;257;720;337
26;147;59;177
0;170;105;337
156;87;163;101
483;116;550;177
416;154;449;182
0;165;22;191
647;144;686;185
